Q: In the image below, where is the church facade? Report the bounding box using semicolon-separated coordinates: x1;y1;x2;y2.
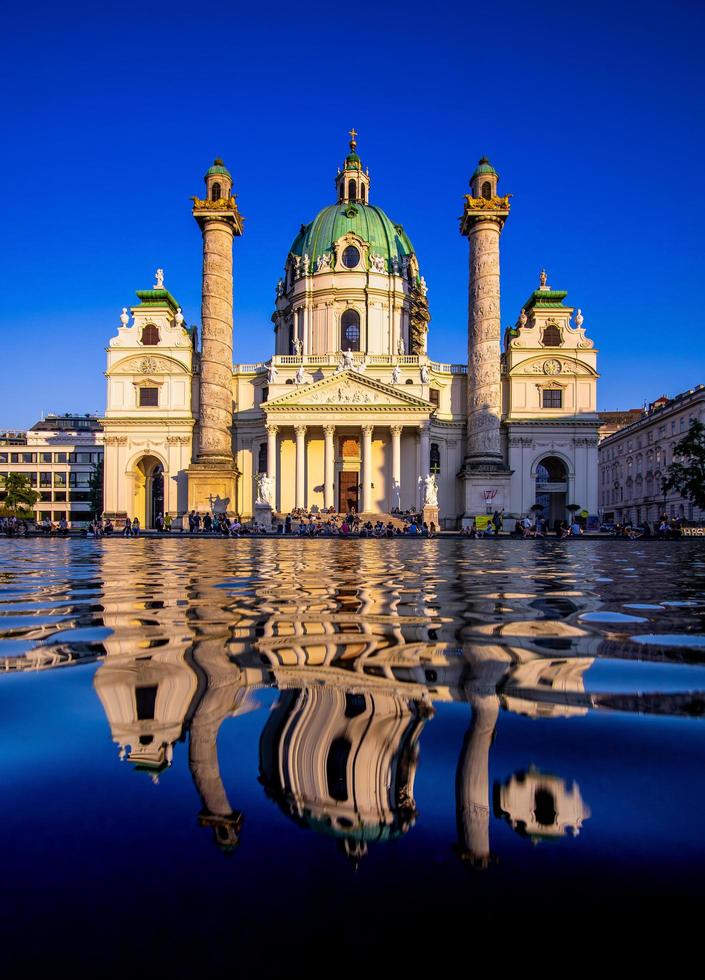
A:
102;135;599;528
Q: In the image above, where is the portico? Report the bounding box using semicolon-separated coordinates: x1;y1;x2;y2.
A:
261;371;433;514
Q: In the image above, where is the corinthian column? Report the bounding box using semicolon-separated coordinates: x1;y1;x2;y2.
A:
188;160;244;515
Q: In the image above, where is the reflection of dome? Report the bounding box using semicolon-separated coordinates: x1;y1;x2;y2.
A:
289;203;415;271
493;766;590;842
259;686;425;860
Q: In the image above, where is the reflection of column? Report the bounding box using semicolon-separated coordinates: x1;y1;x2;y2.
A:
455;645;512;868
419;422;430;509
390;424;402;510
361;424;373;513
323;425;335;510
266;424;278;509
295;424;307;509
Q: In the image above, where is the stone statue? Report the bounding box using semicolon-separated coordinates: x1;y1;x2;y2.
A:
155;268;164;289
391;256;400;275
293;255;301;277
267;361;278;383
574;308;584;329
120;307;129;328
539;268;548;288
293;337;303;357
294;364;306;385
370;252;386;273
276;278;284;297
357;355;367;373
175;307;184;328
302;253;310;275
408;255;419;283
316;252;332;272
419;275;428;296
518;308;527;329
397;336;405;356
424;473;438;507
342;349;355;371
420;364;430;384
256;473;274;506
391;364;401;384
335;352;344;374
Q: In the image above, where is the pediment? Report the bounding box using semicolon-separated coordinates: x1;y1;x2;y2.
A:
509;355;597;378
109;354;190;375
264;370;433;411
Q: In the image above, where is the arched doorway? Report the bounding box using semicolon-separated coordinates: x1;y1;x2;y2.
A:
535;456;568;528
132;455;165;528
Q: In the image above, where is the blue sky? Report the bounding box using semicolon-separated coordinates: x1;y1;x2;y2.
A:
1;0;703;428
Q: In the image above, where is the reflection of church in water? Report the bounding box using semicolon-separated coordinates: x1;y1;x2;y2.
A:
93;562;593;865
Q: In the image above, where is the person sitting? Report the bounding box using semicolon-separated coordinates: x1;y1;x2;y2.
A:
164;513;172;532
122;518;132;537
104;519;114;536
406;522;419;535
132;517;141;537
570;520;582;537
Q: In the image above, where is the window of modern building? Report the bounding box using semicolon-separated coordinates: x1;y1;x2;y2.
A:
139;387;159;407
542;324;562;347
342;245;360;269
140;324;160;346
430;443;441;474
0;453;7;463
39;472;52;487
54;492;67;502
40;452;52;463
340;309;361;350
54;453;67;463
542;388;562;408
69;510;90;523
21;453;36;463
10;453;19;463
54;473;67;488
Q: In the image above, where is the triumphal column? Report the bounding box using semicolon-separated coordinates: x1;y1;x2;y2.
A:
187;159;244;514
460;157;512;523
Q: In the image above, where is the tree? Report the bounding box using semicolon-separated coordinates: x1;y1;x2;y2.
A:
2;473;39;514
88;460;104;518
662;419;705;512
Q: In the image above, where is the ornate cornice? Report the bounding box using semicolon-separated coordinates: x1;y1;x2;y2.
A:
99;417;196;428
191;196;244;235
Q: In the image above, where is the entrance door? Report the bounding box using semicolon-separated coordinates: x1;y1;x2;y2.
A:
338;471;359;513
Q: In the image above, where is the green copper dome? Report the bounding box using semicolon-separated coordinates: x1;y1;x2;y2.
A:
289;202;415;271
471;157;498;180
205;158;231;179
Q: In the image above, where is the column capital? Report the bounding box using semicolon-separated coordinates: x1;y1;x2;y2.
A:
390;424;403;437
294;423;307;437
323;424;336;437
361;424;374;436
266;423;279;435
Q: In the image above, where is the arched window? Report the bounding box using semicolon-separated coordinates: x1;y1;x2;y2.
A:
360;183;366;203
348;179;356;201
536;456;567;483
140;324;160;346
211;182;221;201
542;324;562;347
257;443;267;474
430;443;440;474
481;181;492;200
340;309;361;351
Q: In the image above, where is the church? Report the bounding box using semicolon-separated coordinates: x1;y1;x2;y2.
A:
101;133;599;529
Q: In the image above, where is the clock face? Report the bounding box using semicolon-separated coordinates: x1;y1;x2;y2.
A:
544;359;562;375
342;245;360;269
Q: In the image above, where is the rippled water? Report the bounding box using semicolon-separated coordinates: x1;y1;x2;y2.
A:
2;538;705;968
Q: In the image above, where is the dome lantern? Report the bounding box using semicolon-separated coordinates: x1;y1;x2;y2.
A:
203;157;233;203
336;128;370;204
470;156;499;200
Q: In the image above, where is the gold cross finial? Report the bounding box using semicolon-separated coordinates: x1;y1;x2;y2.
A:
349;127;358;149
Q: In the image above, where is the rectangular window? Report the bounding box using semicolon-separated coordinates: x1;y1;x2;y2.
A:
54;453;67;463
53;492;67;502
10;453;19;463
69;510;90;524
429;389;440;409
139;387;159;407
542;389;562;409
54;472;67;488
39;472;52;487
75;452;92;463
69;491;91;503
21;452;36;463
0;453;7;463
40;452;52;463
29;472;37;487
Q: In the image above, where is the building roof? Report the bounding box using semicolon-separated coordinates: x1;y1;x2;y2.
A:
205;158;231;179
289;203;415;271
472;156;498;180
31;413;102;432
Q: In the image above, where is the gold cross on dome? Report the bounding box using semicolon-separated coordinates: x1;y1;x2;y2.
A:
349;127;358;146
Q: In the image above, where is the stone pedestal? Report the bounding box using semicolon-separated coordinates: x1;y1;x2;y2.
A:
254;501;273;530
422;504;439;530
187;461;238;515
462;470;513;528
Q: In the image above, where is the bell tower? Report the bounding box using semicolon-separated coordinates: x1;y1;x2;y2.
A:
187;158;244;515
335;128;371;204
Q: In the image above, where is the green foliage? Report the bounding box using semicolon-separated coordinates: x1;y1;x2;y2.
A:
3;473;39;514
662;419;705;511
88;460;104;518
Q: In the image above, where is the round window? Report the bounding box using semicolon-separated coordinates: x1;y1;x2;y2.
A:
342;245;360;269
345;322;360;344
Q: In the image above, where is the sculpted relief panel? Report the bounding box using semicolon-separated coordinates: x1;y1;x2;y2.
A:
467;225;502;457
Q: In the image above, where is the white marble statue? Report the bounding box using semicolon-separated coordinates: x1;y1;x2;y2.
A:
391;256;400;275
276;278;284;297
424;473;438;507
397;336;405;356
293;255;301;277
302;253;310;275
294;364;306;385
293;337;303;357
155;268;164;289
342;349;355;371
370;252;386;273
267;361;278;383
391;365;401;384
316;252;332;272
174;307;184;328
256;473;274;506
539;268;548;288
574;308;584;329
420;364;430;384
419;275;428;296
120;307;129;328
518;308;527;329
357;355;367;372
